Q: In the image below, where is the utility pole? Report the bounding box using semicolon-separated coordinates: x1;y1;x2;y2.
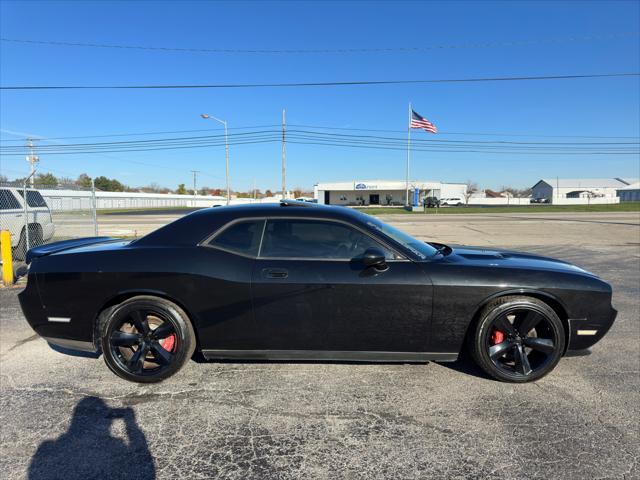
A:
191;170;200;207
253;178;256;200
26;138;39;187
281;109;286;199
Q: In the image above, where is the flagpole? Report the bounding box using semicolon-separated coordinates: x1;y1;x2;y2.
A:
406;102;411;206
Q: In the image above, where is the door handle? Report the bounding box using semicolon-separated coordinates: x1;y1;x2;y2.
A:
262;268;288;279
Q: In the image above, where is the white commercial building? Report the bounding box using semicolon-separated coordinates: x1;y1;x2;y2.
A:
531;178;638;204
313;180;467;206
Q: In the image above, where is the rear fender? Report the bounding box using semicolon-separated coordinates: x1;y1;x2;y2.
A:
25;237;117;264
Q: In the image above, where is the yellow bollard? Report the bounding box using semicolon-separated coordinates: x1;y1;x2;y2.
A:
1;230;14;285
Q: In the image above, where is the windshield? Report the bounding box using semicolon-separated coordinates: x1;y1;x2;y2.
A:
363;216;439;260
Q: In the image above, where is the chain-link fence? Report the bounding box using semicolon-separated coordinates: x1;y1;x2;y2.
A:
0;183;98;263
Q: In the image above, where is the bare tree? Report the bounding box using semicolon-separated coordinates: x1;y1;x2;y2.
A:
502;187;533;198
463;180;479;205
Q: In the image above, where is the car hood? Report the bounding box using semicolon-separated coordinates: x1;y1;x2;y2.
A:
444;245;596;276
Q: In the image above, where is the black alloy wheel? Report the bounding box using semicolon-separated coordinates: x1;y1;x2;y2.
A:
471;296;565;382
100;296;196;383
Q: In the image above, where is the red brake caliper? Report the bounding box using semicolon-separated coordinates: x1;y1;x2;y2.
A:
159;334;177;352
490;329;505;345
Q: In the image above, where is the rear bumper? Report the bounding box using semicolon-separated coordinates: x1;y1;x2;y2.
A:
566;306;617;351
18;274;98;354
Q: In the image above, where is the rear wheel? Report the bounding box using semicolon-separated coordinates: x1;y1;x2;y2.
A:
13;228;26;261
470;296;565;382
100;296;196;383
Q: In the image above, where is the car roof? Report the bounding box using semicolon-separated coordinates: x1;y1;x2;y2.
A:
136;201;370;246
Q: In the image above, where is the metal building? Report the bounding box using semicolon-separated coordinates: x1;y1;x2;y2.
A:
531;178;638;202
617;182;640;202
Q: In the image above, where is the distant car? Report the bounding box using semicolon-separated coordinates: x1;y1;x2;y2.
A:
423;196;440;208
0;187;55;260
530;198;551;204
441;197;464;206
295;197;318;203
19;200;616;384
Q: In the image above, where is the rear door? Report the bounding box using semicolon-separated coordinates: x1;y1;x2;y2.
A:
251;218;433;354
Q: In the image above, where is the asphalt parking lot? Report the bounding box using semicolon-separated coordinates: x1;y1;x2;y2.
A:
1;212;639;479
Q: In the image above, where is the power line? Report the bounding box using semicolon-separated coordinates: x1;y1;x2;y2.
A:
1;131;636;156
0;124;280;142
2;32;637;54
2;124;637;143
287;124;640;140
2;73;638;90
1;129;636;151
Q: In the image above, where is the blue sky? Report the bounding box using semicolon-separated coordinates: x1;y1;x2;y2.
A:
1;0;639;192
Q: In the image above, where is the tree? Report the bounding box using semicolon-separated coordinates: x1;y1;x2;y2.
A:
57;176;75;186
35;172;58;187
463;180;479;205
76;173;92;188
176;183;188;195
94;176;125;192
293;187;303;198
265;189;274;197
0;174;7;184
501;187;533;198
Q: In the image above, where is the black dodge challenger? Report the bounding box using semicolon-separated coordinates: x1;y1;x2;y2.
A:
19;201;616;383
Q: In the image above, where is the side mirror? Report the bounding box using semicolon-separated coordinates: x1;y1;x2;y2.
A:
362;247;388;270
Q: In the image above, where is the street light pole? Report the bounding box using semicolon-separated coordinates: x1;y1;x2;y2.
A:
201;113;230;206
223;120;229;206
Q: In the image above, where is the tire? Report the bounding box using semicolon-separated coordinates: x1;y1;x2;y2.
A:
31;224;43;247
470;296;565;383
13;229;26;261
99;296;196;383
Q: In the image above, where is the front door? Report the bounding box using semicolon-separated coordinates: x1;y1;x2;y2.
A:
369;194;380;205
251;218;432;354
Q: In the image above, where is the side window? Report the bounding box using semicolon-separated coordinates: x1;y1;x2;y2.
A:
17;190;48;208
0;190;22;210
260;219;396;260
207;219;265;257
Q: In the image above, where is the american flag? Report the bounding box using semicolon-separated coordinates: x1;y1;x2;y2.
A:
410;109;437;133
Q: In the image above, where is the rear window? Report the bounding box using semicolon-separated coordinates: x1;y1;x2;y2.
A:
207;219;265;257
0;189;21;210
17;190;48;208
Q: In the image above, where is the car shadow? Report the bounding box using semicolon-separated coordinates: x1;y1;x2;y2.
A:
27;396;155;480
434;351;494;380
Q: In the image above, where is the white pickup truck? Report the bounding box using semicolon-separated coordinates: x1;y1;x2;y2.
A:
0;187;55;259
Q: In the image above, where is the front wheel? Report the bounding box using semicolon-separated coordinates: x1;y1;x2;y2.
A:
470;296;565;382
100;296;196;383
